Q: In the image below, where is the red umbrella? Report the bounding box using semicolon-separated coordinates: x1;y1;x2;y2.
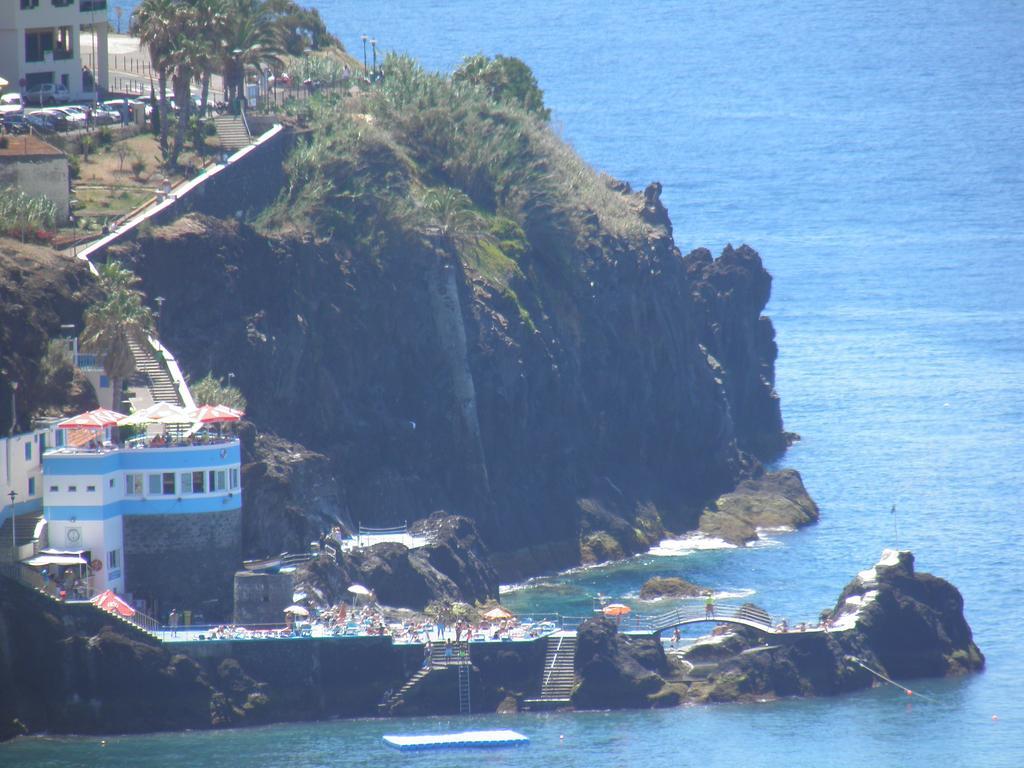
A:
90;589;136;617
188;404;243;423
59;408;127;429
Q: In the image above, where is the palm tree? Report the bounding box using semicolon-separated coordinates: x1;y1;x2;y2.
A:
134;0;180;155
412;186;491;258
80;262;155;413
220;0;284;108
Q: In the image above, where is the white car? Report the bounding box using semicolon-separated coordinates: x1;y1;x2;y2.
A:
51;105;88;128
0;93;24;115
24;82;71;106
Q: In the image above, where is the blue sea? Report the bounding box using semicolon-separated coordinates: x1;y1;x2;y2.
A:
8;1;1024;766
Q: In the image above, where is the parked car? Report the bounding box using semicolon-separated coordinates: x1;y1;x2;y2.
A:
23;83;71;106
92;104;121;125
1;113;30;135
25;109;68;132
51;105;88;129
0;93;24;115
102;98;133;122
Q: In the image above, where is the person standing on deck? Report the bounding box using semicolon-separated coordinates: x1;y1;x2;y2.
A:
705;594;716;619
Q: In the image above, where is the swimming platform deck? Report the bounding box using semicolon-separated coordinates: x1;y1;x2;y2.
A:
382;729;529;750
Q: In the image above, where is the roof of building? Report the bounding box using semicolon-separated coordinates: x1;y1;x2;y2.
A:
0;133;65;160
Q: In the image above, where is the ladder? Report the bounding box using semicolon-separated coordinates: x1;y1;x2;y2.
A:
458;659;471;714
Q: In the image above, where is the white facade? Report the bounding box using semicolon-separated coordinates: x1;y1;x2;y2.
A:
43;441;242;595
0;0;109;100
1;424;56;534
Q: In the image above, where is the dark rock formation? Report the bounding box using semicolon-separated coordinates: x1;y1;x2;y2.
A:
105;212;789;578
573;616;679;709
639;576;707;600
0;240;97;434
681;550;983;703
239;425;347;558
699;468;818;544
295;513;498;610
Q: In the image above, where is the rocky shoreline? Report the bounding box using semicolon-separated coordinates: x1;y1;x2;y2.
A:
0;550;982;741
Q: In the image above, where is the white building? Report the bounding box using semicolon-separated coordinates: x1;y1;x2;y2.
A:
0;0;109;100
0;425;52;553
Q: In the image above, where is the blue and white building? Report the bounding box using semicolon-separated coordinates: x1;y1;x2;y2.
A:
43;439;241;601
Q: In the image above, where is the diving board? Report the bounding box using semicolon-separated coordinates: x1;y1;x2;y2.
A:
382;729;529;750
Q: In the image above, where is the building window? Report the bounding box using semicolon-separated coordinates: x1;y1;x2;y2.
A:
24;442;32;461
52;0;74;8
148;472;175;495
126;473;143;496
21;0;40;10
209;470;226;492
229;468;239;490
81;1;107;11
25;29;55;63
181;471;206;494
86;485;96;492
49;485;58;493
28;477;36;496
109;478;115;488
68;485;77;492
107;548;120;570
54;26;73;60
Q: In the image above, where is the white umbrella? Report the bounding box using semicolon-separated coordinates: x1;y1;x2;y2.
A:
283;604;309;617
348;583;371;611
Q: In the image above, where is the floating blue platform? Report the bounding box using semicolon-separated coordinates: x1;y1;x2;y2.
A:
382;729;529;750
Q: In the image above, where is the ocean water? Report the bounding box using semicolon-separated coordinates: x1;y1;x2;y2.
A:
8;1;1024;766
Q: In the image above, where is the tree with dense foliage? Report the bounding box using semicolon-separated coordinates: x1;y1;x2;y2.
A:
409;186;491;257
80;262;155;413
219;0;285;107
134;0;181;154
453;54;550;120
190;373;248;410
263;0;338;54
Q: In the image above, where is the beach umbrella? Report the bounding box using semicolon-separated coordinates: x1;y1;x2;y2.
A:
117;402;192;426
483;606;514;620
348;583;371;610
284;604;309;617
602;603;631;617
59;408;127;429
91;589;136;617
188;404;243;424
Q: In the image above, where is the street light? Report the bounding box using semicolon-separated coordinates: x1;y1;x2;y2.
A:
8;490;16;560
9;381;17;436
361;35;368;75
155;296;165;336
371;39;377;75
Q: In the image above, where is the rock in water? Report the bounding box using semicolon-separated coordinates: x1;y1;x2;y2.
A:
699;469;819;545
639;577;707;600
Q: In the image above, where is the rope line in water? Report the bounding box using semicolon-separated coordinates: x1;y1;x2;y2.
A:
844;655;936;702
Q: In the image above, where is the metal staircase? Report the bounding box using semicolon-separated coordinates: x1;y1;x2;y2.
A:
127;338;182;409
213;115;252;150
524;634;577;708
458;659;471;714
380;641;472;715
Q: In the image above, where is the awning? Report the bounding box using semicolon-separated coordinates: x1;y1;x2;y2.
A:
26;554;88;566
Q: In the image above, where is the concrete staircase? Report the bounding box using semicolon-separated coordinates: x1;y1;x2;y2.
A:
524;634;577;708
213;115;252;150
0;510;44;552
127;338;182;409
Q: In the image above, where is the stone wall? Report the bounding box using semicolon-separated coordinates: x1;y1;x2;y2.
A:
233;570;292;625
0;155;70;215
122;507;241;622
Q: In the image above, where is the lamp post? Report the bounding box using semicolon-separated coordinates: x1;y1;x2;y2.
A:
227;372;235;388
9;381;17;436
371;39;377;76
8;490;16;560
155;296;165;337
361;34;368;76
